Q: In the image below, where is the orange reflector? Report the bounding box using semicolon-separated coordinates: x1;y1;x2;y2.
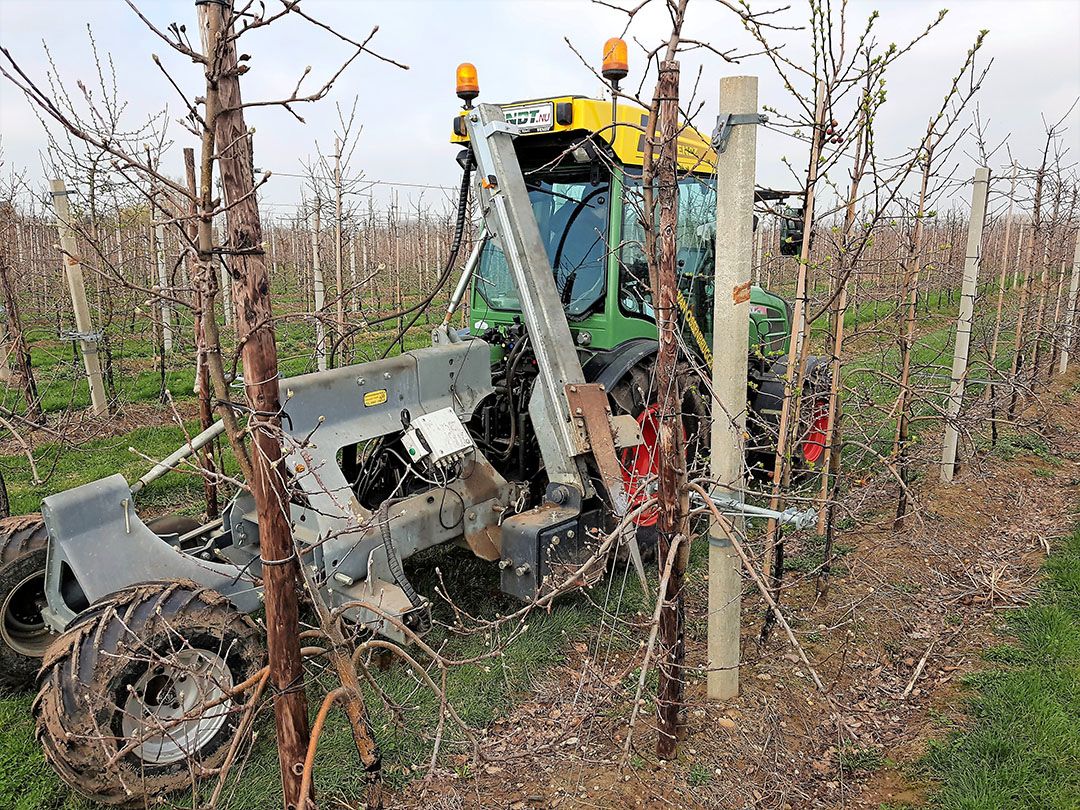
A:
456;62;479;103
602;37;628;82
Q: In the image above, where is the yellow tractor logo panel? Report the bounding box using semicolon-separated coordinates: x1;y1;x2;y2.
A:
452;96;716;174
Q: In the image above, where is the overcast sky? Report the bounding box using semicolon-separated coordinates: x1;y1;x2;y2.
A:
1;0;1077;218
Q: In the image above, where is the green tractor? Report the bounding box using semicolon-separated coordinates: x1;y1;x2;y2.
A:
449;91;831;524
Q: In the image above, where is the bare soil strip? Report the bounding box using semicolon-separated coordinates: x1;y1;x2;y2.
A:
397;371;1080;809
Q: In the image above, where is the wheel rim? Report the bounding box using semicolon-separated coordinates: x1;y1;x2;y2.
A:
621;405;661;527
1;569;50;657
120;649;234;766
801;399;831;465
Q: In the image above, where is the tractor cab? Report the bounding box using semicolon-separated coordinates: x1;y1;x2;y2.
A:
450;94;793;362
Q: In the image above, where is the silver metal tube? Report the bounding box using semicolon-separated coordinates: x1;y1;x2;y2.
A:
692;489;817;531
441;236;488;326
130;420;226;495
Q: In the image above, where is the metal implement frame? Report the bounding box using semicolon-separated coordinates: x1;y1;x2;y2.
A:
464;105;593;494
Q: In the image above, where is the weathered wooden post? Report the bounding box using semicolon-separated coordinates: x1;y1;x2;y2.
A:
50;180;108;416
940;167;990;482
708;75;759;701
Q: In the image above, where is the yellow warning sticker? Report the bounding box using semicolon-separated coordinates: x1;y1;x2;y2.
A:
363;389;388;407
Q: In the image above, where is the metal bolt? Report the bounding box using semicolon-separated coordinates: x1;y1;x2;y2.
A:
498;559;512;569
467;511;477;521
356;376;366;386
383;372;392;380
514;564;531;576
567;529;575;539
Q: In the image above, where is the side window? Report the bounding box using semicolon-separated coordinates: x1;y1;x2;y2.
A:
618;174;717;329
618;177;653;316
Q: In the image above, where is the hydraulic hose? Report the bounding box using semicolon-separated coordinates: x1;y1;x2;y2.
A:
328;155;474;365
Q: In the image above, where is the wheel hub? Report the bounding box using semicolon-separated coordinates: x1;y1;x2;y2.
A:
121;649;234;766
1;570;50;657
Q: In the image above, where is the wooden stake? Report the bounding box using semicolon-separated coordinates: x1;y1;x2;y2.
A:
50;180;108;416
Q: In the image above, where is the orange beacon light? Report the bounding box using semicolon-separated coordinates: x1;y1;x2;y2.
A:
456;62;479;107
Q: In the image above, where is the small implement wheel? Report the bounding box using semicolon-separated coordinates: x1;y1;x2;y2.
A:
0;513;51;688
34;580;263;806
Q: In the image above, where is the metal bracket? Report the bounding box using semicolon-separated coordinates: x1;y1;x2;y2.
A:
59;329;103;343
478;120;523;139
711;112;768;154
692;489;817;533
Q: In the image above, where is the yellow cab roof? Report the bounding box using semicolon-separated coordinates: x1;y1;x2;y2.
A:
451;95;717;175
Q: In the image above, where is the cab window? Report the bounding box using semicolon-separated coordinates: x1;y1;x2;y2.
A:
475;168;610;319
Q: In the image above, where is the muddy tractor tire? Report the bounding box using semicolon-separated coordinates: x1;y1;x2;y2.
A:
0;513;51;688
34;581;264;806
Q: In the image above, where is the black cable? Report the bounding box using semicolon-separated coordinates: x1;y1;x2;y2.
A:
378;159;475;359
328;155;474;365
377;496;422;609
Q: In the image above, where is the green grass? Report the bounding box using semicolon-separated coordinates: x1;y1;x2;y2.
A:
922;526;1080;810
0;422;215;516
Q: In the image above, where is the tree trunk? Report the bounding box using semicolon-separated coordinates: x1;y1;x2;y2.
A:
197;5;311;807
652;59;688;762
184;148;219;520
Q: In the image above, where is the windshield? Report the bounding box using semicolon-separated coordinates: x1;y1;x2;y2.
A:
475;172;610;318
618;174;717;322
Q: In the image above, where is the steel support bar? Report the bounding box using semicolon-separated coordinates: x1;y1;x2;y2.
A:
464;104;590;492
441;236;488;326
692;490;817;532
130;420;226;495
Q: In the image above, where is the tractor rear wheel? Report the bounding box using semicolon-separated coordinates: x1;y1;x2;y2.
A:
0;514;51;688
610;358;708;557
748;357;833;480
34;580;263;806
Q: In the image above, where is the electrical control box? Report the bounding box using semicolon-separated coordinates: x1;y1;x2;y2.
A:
400;407;475;473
